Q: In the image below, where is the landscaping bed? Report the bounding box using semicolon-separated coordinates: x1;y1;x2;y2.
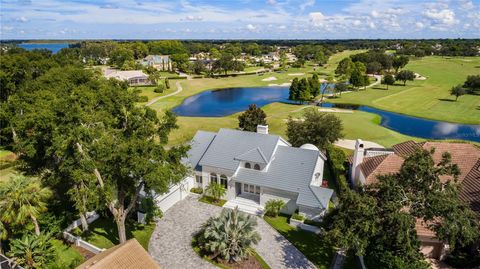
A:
192;234;270;269
199;195;226;206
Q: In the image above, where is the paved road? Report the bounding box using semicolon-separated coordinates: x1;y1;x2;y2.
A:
149;195;316;269
145;80;183;107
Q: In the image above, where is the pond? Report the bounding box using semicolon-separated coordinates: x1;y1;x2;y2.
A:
173;86;480;143
322;103;480;143
173;86;290;117
18;43;70;54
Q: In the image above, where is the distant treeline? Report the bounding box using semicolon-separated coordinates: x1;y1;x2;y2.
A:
2;39;479;57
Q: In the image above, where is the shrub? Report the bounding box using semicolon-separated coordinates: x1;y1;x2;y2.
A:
190;187;203;194
139;197;162;223
264;199;285;217
291;213;305;221
154;84;165;93
137;95;148;102
198;208;261;262
164;78;170;89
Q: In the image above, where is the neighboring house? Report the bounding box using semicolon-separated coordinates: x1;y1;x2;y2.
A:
349;139;480;260
103;68;152;86
138;55;172;71
76;239;160;269
185;126;334;219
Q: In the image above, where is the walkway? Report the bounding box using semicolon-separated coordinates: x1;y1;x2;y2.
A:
149;195;316;269
145;80;183;107
335;139;385;150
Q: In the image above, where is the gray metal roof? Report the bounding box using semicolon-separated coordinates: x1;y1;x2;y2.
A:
187;131;217;171
198;128;280;171
234;147;268;164
235;146;333;209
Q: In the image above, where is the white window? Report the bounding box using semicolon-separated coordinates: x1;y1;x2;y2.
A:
210;173;217;184
195;175;202;184
255;186;260;195
220;175;228;189
254;164;261;170
245;162;251;169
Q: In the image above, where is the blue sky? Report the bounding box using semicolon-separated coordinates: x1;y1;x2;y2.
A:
1;0;479;39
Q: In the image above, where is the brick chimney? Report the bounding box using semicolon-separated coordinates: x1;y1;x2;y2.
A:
351;139;365;186
257;125;269;134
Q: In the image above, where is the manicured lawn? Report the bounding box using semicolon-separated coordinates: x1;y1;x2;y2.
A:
48;239;84;269
330;56;480;124
199;195;227;207
263;214;335;269
132;81;178;104
76;217;155;250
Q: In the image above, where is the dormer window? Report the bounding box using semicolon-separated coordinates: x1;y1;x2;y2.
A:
245;162;251;169
254;164;261;170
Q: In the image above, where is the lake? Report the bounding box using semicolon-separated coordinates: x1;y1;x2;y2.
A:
321;103;480;143
173;86;480;143
18;43;70;53
173;86;290;117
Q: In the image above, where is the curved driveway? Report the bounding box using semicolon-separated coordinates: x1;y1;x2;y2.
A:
149;195;316;269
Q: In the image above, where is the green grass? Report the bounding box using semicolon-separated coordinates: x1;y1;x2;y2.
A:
330;56;480;124
199;195;227;206
77;217;155;250
48;239;84;269
263;214;334;269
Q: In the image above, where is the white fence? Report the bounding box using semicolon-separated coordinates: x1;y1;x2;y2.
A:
62;212;106;254
0;254;23;269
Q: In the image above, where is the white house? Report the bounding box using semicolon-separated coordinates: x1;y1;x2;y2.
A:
180;126;334;219
103;68;151;86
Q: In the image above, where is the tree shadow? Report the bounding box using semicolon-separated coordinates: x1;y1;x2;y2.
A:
438;98;456;102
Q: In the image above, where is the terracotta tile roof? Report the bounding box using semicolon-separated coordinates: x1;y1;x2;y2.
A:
360;141;480;215
361;154;404;185
76;239;160;269
416;218;437;239
460;160;480;214
392;140;423;157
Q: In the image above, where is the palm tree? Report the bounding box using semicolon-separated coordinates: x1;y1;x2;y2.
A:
205;182;226;203
7;232;56;269
0;175;52;235
200;207;261;262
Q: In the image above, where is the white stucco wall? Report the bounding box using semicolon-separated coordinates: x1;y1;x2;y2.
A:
201;165;235;199
260;187;298;215
298;205;325;221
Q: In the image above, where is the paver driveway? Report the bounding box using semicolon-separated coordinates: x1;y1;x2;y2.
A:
149;195;316;269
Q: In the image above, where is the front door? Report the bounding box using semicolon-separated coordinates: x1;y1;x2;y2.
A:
235;182;242;195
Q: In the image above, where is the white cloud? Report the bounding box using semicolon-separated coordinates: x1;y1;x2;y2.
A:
183;15;203;21
309;12;326;27
266;0;276;5
246;24;257;31
459;0;474;10
278;25;286;29
300;0;315;11
415;22;424;29
423;8;457;26
17;16;28;22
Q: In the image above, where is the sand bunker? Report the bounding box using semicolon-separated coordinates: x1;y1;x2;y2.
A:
262;76;277;81
414;73;427;80
268;82;291;86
